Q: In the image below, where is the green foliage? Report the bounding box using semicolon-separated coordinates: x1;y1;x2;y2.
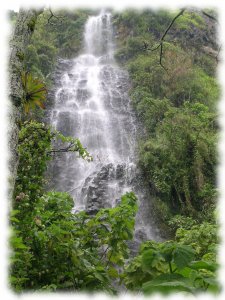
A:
14;121;91;205
175;222;218;260
113;9;173;41
142;273;194;295
127;54;165;98
25;9;89;81
168;215;198;232
15;121;52;203
11;190;138;292
123;239;220;295
131;89;172;135
11;119;137;293
175;11;204;30
53;130;92;161
9;212;32;292
115;36;152;63
114;12;219;290
139;102;217;214
27;16;37;32
21;72;47;113
125;44;219;109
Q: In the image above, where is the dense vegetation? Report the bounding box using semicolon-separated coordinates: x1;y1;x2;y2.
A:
9;8;220;295
10;121;219;294
113;8;219;226
24;9;90;82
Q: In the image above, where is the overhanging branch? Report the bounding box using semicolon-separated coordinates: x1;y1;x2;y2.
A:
143;9;186;70
47;142;78;155
202;10;218;23
47;8;65;25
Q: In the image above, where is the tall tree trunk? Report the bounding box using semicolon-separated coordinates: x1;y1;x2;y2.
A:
8;9;41;200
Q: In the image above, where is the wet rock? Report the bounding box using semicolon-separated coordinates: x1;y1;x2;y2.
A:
78;79;88;87
127;240;140;256
135;228;148;242
116;164;125;179
76;88;91;102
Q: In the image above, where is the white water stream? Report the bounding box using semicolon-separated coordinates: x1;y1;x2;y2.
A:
49;11;157;243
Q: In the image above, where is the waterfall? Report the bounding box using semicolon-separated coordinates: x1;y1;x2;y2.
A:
49;11;158;246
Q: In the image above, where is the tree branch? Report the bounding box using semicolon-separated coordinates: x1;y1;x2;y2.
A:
143;9;186;71
202;10;218;23
159;42;167;72
47;8;65;25
160;9;186;43
47;142;78;154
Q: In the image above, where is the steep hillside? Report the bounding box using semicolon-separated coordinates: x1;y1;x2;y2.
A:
113;9;219;231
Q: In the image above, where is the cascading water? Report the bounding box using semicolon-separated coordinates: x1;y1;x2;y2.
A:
49;11;158;247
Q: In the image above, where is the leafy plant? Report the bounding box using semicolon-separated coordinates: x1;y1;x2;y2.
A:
168;215;198;232
123;240;220;295
175;222;218;259
11;190;138;292
21;71;47;113
11;119;137;293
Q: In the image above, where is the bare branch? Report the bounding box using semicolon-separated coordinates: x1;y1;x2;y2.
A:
159;43;168;72
160;9;186;42
143;9;186;71
47;8;65;25
47;142;78;154
202;10;218;23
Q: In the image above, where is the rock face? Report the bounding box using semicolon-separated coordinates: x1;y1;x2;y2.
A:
81;163;133;214
8;9;41;200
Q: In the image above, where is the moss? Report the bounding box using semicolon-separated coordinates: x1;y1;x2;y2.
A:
27;17;36;32
16;50;25;61
11;95;22;107
176;12;205;30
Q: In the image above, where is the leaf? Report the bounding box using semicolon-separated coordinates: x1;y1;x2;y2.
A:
188;260;218;272
93;272;105;282
61;281;74;288
160;242;175;263
142;273;194;295
142;248;165;273
173;245;195;269
108;267;119;278
10;210;20;216
10;217;19;223
21;71;47;113
11;236;27;249
202;277;220;293
142;280;194;295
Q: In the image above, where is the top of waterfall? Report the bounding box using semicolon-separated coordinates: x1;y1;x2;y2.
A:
100;8;106;15
84;10;114;59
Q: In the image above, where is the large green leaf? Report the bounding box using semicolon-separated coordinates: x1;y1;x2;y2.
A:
108;267;119;278
202;277;221;293
173;244;195;269
141;249;164;272
188;260;218;272
160;242;175;263
142;273;194;295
